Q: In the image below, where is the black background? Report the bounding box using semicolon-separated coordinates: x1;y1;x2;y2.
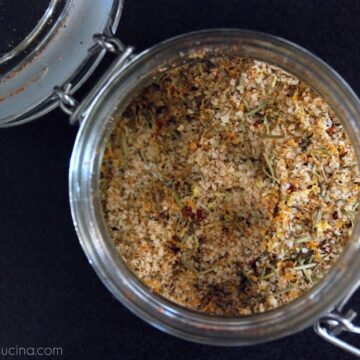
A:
1;1;360;359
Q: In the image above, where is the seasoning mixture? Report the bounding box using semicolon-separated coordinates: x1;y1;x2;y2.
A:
101;57;359;315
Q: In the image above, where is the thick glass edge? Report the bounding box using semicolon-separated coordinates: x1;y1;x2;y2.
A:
69;29;360;345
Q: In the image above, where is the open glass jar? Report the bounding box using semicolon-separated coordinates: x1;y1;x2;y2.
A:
1;1;359;355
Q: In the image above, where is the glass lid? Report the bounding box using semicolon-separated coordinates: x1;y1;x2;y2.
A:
0;0;123;127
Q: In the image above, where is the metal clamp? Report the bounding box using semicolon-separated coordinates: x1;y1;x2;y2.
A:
315;286;360;357
67;32;134;125
54;32;133;121
53;83;78;116
93;33;125;54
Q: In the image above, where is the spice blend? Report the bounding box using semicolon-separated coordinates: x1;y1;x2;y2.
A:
100;57;359;315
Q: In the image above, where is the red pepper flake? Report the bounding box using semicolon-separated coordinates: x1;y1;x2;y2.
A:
327;126;336;136
287;183;297;193
195;208;206;223
181;205;194;218
332;211;339;220
253;117;263;127
181;206;207;223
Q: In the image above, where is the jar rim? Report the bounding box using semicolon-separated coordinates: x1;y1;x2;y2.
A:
69;29;360;345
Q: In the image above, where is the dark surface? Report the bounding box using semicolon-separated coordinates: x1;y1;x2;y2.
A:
0;1;359;359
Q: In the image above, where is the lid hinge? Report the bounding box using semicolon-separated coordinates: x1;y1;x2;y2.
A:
53;83;78;116
53;32;134;123
93;33;125;54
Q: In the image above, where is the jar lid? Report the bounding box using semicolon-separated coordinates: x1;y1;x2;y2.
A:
0;0;123;126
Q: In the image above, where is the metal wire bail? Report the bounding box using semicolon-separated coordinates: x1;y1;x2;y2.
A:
53;83;78;116
315;306;360;357
93;33;125;54
54;33;133;122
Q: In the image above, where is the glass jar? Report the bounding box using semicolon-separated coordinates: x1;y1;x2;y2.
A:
69;30;360;351
1;1;359;354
